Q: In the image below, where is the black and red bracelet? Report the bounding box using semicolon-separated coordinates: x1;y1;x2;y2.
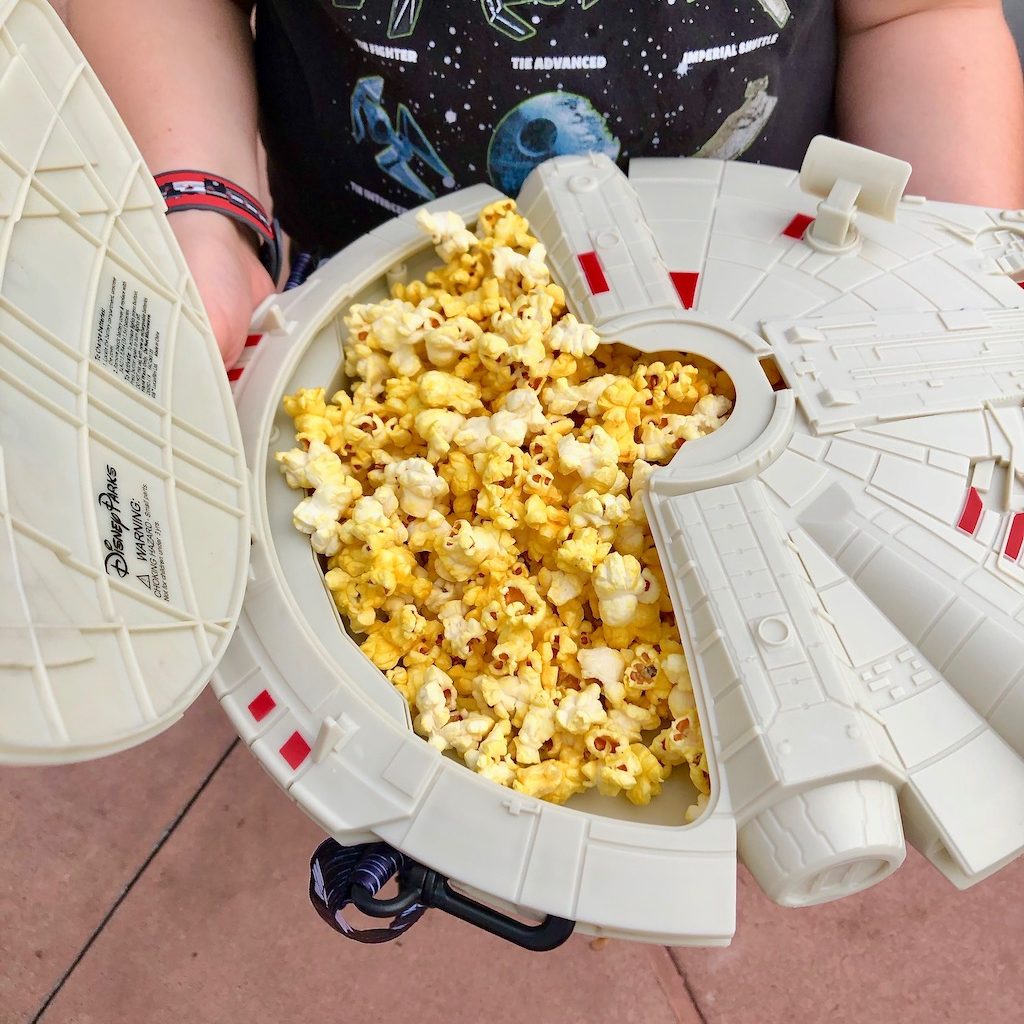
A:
155;169;282;284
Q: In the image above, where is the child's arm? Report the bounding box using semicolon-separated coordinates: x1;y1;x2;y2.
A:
66;0;274;366
836;0;1024;207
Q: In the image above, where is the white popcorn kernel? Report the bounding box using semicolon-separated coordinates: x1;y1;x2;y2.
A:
593;552;646;627
499;388;549;434
387;458;450;518
547;313;600;357
555;683;608;735
546;570;587;607
515;698;557;765
417;209;477;262
492;243;550;286
578;647;627;704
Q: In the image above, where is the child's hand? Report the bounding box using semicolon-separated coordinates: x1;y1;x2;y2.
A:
170;210;277;369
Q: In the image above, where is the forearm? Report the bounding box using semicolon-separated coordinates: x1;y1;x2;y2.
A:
66;0;261;196
837;2;1024;206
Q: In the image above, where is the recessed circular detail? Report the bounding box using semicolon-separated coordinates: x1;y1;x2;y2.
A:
757;615;792;646
568;173;597;193
595;229;621;249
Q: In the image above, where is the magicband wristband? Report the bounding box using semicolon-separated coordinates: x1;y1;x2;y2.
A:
155;169;282;283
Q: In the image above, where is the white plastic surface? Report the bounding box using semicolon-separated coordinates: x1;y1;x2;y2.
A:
6;0;1024;947
219;193;739;947
218;145;1024;942
0;0;249;763
518;151;1024;907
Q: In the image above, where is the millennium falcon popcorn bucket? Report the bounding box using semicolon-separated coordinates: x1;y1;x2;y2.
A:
3;0;1024;949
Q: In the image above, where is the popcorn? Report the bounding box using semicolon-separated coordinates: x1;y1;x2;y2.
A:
514;759;586;804
542;374;617;417
464;719;515;784
594;553;654;627
583;726;631;761
281;200;732;809
417;209;478;262
386;457;450;518
438;599;486;658
414;408;466;461
637;394;734;461
625;744;669;806
666;656;695;719
685;792;710;823
453;410;528;454
476;717;513;759
436;520;515;582
419;370;483;414
578;647;627;704
491;243;550;288
688;749;711;795
277;439;339;490
651;711;702;767
423;316;482;369
622;645;669;705
548;313;600;358
606;700;662;740
491;622;534;672
568;491;631;543
279;442;364;555
515;694;557;765
556;528;611;576
282;389;339;447
557;426;620;492
440;712;496;755
350;298;441;378
499;388;549;434
478;672;537;724
555;683;607;735
361;605;429;670
471;756;517;786
407;509;452;553
414;667;458;749
545;569;587;607
582;743;643;797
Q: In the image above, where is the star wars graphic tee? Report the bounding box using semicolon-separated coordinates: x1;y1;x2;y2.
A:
254;1;836;252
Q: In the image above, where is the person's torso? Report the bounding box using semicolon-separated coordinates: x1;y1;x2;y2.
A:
255;0;836;251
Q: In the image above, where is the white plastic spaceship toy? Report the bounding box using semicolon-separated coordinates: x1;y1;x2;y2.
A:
2;0;1024;946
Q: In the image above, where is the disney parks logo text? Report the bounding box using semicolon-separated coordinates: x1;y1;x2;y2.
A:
97;465;144;580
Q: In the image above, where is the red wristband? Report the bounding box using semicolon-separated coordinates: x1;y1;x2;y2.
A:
155;170;281;282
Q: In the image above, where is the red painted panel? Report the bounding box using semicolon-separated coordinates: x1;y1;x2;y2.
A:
957;487;984;536
670;271;699;309
577;251;610;294
280;732;311;770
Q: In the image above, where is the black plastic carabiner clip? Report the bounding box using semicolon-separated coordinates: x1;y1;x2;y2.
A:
351;862;576;952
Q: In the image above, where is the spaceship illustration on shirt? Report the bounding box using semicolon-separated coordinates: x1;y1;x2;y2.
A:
351;75;455;200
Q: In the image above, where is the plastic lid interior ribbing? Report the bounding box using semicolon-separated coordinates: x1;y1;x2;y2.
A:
0;0;249;764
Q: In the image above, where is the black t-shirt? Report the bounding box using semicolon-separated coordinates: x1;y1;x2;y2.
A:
254;1;836;252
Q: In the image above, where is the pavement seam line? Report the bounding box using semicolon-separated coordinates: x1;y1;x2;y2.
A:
28;737;240;1024
664;946;710;1024
648;945;710;1024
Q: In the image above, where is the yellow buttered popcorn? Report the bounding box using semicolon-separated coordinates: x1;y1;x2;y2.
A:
280;198;736;816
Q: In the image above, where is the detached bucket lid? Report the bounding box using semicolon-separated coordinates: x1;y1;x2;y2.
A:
0;0;249;764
